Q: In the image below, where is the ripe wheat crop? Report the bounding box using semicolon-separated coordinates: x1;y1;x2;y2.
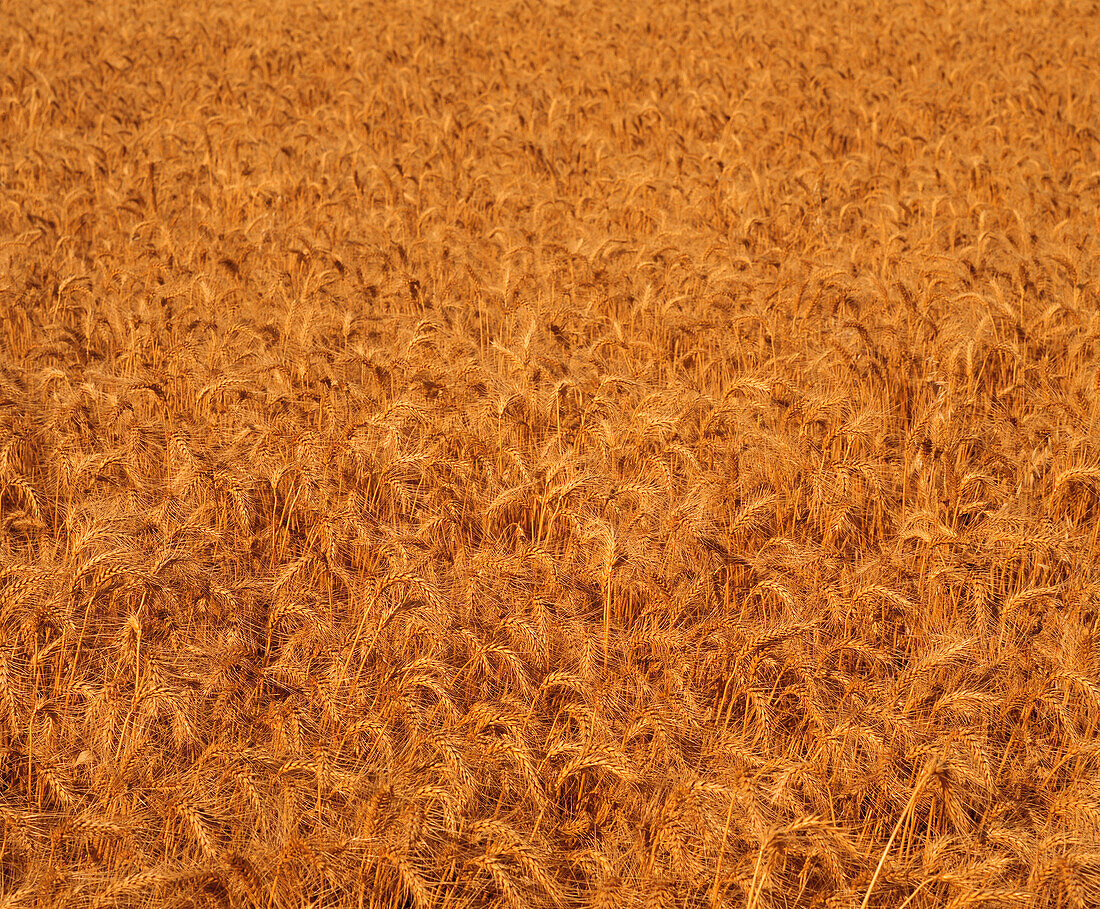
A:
0;0;1098;907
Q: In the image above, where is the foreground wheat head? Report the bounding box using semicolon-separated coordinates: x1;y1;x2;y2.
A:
0;0;1098;907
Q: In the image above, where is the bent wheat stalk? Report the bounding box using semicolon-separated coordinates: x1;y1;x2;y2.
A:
860;756;940;909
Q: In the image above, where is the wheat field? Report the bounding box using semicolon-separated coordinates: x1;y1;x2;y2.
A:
0;0;1098;906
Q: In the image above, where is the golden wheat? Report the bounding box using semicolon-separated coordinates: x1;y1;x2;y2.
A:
0;0;1098;906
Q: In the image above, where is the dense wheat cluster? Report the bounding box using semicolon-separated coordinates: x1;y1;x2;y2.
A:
1;0;1098;906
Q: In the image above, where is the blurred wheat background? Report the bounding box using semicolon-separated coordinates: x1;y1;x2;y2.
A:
0;0;1098;906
